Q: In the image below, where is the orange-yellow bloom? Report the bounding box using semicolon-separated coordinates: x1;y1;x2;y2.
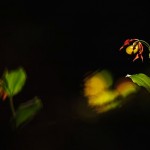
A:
119;38;150;62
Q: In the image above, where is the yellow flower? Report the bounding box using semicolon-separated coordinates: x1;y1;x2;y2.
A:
119;38;150;62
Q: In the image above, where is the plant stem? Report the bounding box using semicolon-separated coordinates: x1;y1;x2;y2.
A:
139;40;150;50
9;97;16;118
138;40;150;58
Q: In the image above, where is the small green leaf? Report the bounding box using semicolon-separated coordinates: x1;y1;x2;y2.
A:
126;73;150;92
15;97;43;128
3;67;27;97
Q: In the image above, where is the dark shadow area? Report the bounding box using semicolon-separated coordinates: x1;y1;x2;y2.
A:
1;1;150;149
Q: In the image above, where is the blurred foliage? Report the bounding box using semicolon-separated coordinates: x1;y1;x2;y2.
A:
15;97;43;128
83;69;139;113
0;67;43;129
2;68;27;97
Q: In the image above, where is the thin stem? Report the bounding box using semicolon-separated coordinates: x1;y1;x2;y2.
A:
138;40;150;58
9;97;16;118
139;40;150;50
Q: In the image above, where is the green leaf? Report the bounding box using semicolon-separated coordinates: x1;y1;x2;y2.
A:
15;97;43;128
3;67;27;97
126;73;150;92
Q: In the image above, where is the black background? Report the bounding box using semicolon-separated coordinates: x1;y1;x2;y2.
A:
1;1;150;150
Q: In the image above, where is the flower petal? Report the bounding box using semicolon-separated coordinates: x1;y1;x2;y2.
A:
119;39;138;51
140;54;143;62
133;54;139;62
138;42;143;54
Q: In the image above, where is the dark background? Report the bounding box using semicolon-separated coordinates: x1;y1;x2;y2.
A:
1;1;150;150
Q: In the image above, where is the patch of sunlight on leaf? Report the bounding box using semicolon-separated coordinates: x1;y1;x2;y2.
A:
88;90;121;113
83;70;121;113
88;90;119;106
115;78;139;97
15;97;43;128
100;69;113;88
95;100;121;113
126;73;150;93
84;70;113;97
2;67;27;97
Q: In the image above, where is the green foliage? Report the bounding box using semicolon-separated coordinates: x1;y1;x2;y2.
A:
2;67;27;97
0;67;43;129
126;73;150;92
15;97;43;128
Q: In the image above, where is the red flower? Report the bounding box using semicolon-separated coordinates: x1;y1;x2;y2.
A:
119;38;138;50
119;38;150;62
133;42;143;62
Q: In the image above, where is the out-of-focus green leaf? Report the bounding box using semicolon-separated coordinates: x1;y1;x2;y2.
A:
126;73;150;92
3;67;27;97
15;97;43;128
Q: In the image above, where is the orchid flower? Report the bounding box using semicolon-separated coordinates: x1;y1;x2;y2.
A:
119;38;150;62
